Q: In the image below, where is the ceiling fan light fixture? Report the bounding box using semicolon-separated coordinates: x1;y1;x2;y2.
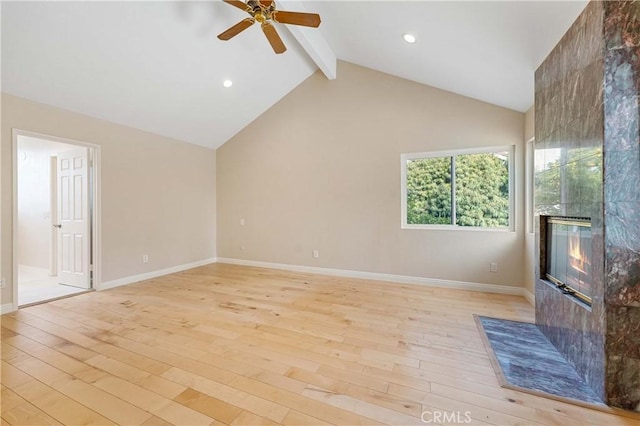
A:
218;0;321;54
402;33;416;44
223;79;233;88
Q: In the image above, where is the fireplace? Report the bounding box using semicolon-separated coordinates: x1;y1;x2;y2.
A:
544;217;592;306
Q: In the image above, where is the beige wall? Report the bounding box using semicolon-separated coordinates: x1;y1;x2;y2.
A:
524;106;535;299
217;61;526;287
1;93;217;307
525;106;535;141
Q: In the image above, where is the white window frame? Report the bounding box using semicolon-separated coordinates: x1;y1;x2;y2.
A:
401;145;515;231
525;138;535;234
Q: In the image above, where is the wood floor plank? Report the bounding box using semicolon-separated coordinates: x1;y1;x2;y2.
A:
430;382;574;425
301;385;419;425
173;387;243;424
316;365;389;393
9;354;153;425
422;391;552;426
4;315;172;377
94;332;239;385
281;410;333;426
137;374;189;400
286;367;350;395
11;379;115;425
85;353;188;400
90;374;217;425
140;415;175;426
85;353;151;382
364;366;441;402
1;342;31;365
0;361;34;389
1;319;66;347
210;338;322;373
246;369;309;394
344;383;423;418
1;328;17;339
152;401;217;426
228;375;385;425
231;411;279;426
1;386;27;414
51;340;100;362
4;333;107;383
92;375;170;412
2;403;63;426
161;367;290;423
1;385;63;426
394;363;499;387
9;312;101;349
1;263;635;426
236;331;365;372
91;341;173;376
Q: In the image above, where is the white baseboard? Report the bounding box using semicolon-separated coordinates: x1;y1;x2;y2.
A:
1;303;16;315
216;257;527;297
99;257;217;291
523;288;535;306
4;257;532;309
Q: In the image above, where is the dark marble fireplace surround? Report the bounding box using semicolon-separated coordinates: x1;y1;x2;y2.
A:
534;1;640;411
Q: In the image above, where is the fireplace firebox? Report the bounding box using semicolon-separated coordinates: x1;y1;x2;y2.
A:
544;217;592;305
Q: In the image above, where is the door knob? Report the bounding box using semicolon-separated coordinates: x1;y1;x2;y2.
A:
53;224;62;229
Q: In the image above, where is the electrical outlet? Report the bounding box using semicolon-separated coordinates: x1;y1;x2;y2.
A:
490;262;498;273
240;245;245;252
313;250;319;259
142;254;149;264
240;218;245;226
0;277;5;288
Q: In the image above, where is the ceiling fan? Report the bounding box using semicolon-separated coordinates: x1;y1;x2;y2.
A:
217;0;321;54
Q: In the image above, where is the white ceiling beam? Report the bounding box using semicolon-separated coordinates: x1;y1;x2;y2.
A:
279;1;337;80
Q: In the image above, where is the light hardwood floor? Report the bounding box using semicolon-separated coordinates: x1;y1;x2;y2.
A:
1;263;639;425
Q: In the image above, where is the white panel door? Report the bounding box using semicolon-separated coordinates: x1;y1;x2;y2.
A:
56;147;91;289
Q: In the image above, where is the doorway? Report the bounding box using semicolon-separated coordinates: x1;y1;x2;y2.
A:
13;130;101;307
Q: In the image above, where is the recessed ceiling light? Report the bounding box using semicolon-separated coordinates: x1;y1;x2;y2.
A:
223;79;233;88
402;33;416;44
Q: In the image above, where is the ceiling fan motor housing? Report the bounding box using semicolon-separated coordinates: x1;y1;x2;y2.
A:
248;0;274;21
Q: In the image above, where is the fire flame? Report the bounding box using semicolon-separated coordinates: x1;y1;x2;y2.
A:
569;233;588;275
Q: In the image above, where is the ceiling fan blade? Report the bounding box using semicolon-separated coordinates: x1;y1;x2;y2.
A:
261;22;286;54
272;10;321;27
259;0;274;7
223;0;249;12
217;18;255;40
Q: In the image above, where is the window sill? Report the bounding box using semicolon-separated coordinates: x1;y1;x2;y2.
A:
401;224;515;232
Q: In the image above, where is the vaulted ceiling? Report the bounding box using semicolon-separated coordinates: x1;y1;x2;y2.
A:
2;1;588;149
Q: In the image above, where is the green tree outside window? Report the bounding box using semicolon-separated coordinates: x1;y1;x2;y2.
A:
405;150;511;228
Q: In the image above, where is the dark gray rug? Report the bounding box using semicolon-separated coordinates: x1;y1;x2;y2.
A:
475;315;605;408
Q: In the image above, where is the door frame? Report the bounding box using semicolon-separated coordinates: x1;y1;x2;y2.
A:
12;128;102;310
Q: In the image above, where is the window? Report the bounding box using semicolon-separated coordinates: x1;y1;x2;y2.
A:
401;146;514;230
